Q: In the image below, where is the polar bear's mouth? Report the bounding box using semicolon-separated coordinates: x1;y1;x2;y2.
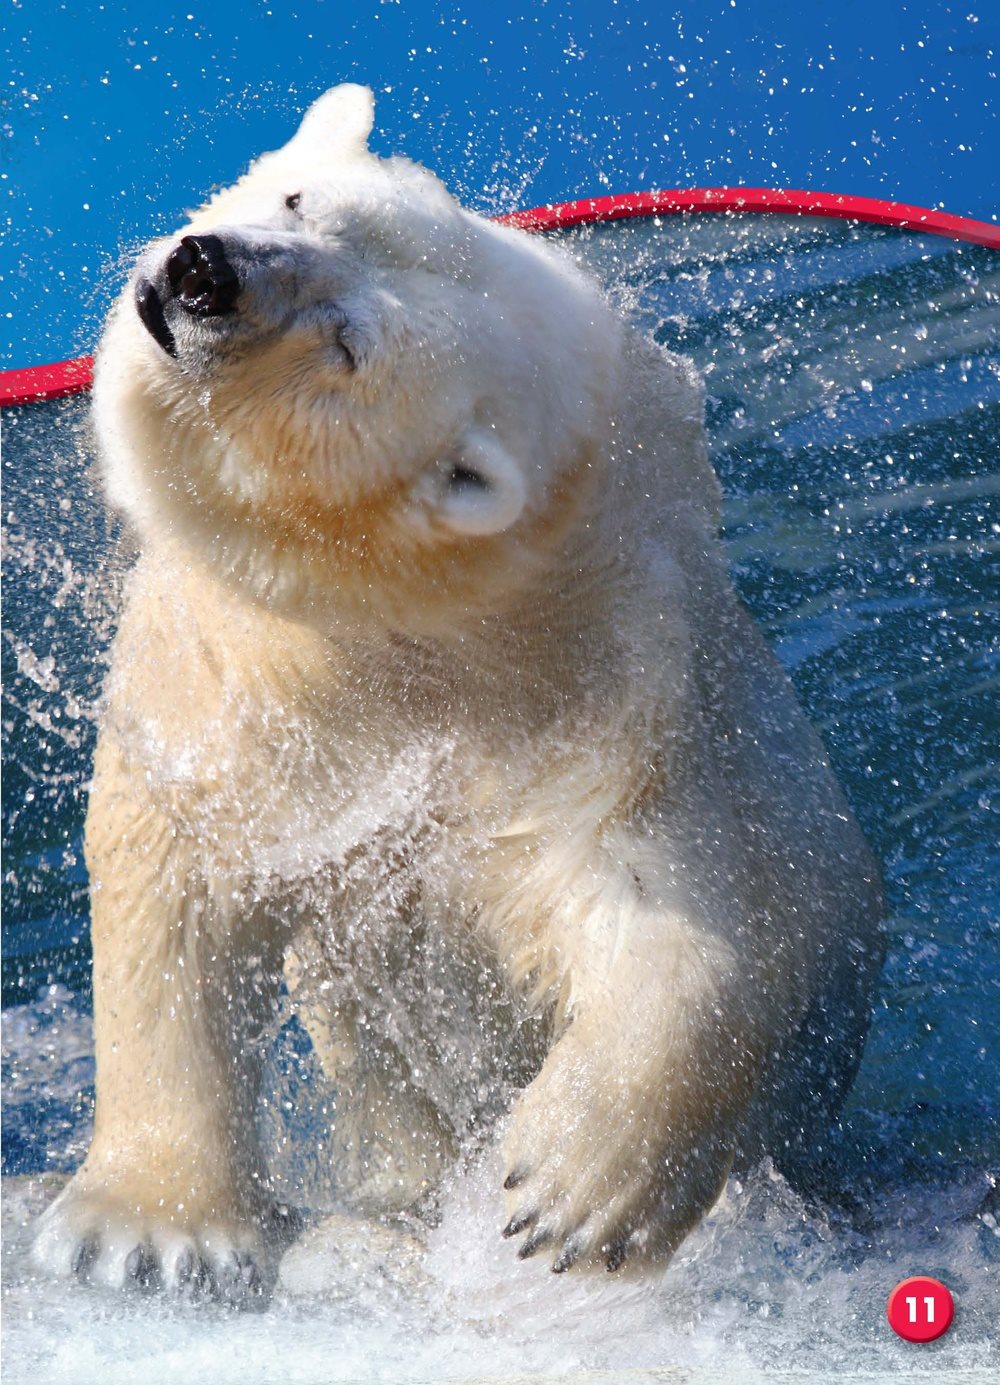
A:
135;279;178;358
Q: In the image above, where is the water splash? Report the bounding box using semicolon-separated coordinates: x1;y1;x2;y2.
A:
2;217;998;1380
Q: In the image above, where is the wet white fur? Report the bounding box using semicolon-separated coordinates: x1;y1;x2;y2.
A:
34;85;883;1291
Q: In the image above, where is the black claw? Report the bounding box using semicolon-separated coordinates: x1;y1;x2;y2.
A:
552;1238;582;1274
185;1256;213;1298
174;1247;196;1286
214;1266;241;1304
124;1244;159;1290
173;1247;213;1297
214;1251;265;1308
605;1240;628;1272
502;1210;537;1239
70;1237;98;1278
518;1227;553;1260
503;1167;528;1191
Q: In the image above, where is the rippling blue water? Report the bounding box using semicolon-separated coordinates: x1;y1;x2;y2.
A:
2;216;998;1381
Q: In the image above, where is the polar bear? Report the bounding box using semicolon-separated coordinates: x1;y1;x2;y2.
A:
34;85;883;1300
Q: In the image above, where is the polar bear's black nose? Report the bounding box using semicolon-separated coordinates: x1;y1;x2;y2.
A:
166;235;240;317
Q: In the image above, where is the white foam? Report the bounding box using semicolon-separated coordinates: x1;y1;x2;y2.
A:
4;1149;998;1384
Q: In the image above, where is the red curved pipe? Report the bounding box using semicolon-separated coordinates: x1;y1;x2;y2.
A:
2;354;96;408
3;188;998;408
496;187;1000;244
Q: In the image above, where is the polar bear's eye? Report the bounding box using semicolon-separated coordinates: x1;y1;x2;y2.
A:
448;463;489;492
285;193;302;212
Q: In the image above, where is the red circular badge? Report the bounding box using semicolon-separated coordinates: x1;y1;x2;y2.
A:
886;1277;954;1342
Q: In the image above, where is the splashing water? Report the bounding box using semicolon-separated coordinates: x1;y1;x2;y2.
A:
2;216;998;1382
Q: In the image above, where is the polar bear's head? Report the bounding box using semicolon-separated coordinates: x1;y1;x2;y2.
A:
95;85;621;633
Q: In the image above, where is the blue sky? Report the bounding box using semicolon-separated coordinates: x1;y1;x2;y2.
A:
5;0;998;368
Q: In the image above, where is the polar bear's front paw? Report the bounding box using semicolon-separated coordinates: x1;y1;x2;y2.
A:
32;1175;299;1307
500;1032;733;1274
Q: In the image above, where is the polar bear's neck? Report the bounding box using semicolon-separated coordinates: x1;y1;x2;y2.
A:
114;532;662;741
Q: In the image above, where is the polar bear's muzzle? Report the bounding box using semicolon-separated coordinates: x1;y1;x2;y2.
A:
135;234;241;358
133;227;365;373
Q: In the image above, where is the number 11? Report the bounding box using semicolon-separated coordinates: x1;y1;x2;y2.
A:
906;1296;936;1323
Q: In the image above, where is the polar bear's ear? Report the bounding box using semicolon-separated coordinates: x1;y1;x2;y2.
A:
409;428;528;538
287;84;376;163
